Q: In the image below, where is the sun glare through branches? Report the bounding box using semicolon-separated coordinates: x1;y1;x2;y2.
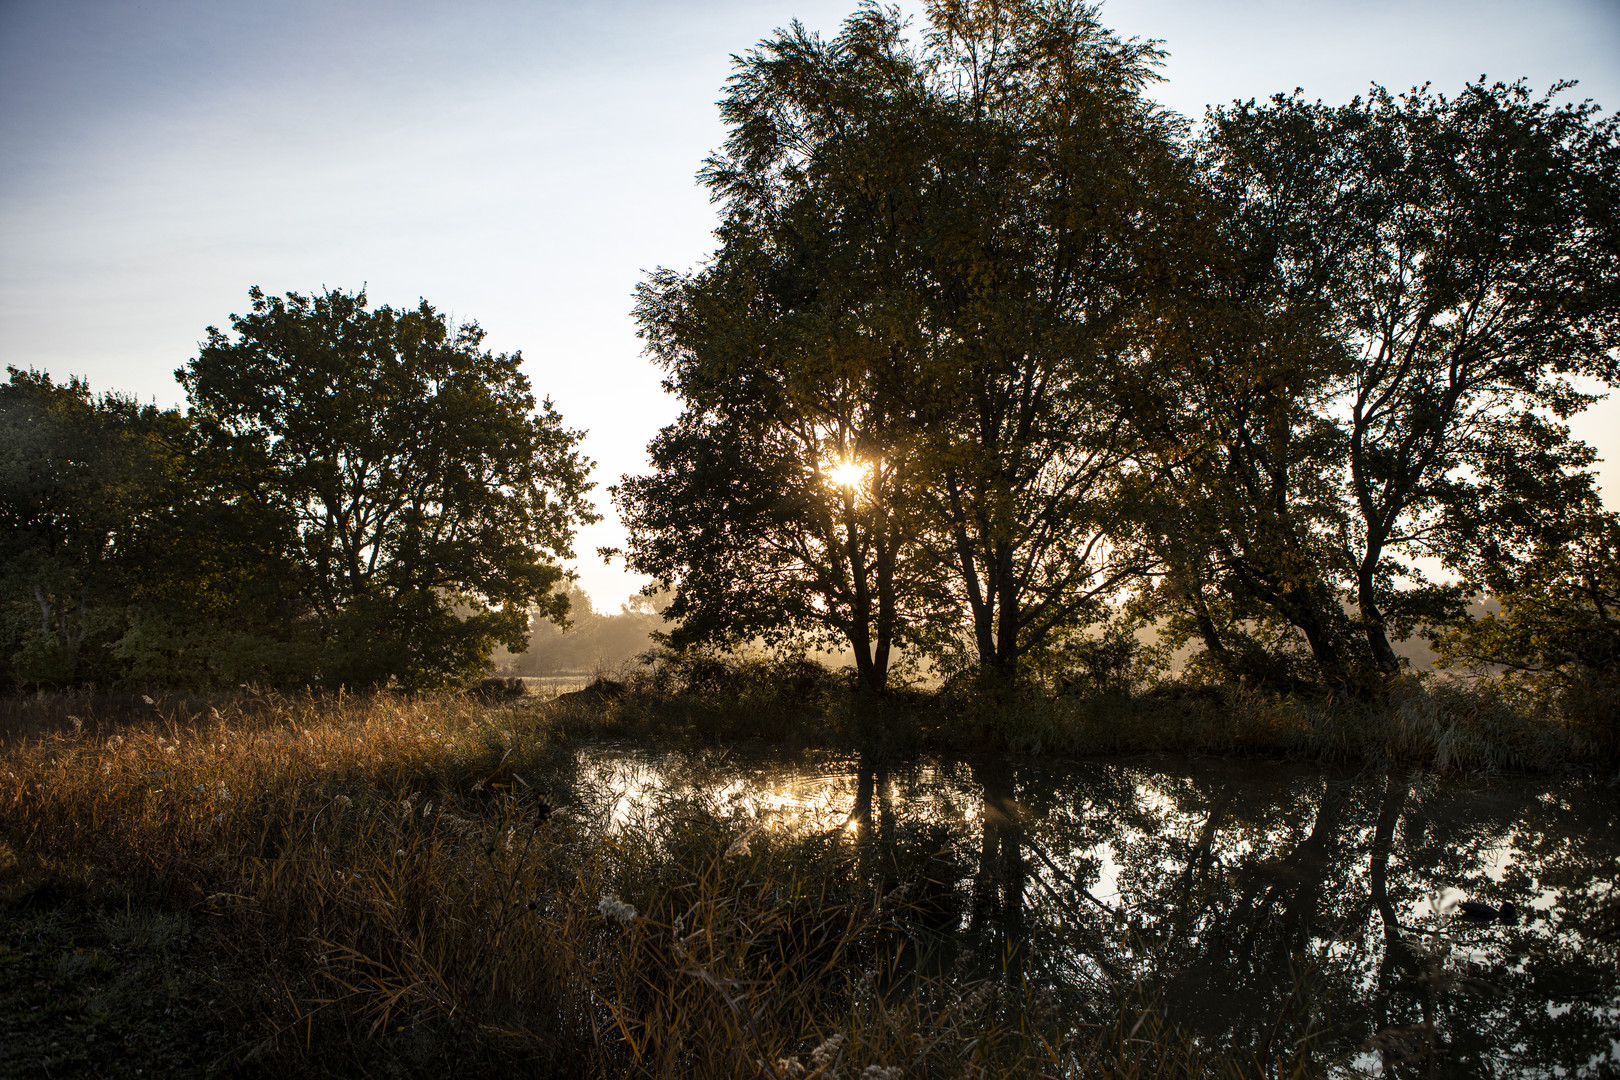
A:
826;459;871;491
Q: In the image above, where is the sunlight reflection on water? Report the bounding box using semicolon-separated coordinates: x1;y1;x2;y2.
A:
555;747;1619;1078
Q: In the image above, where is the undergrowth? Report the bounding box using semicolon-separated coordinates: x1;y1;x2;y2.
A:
540;650;1610;771
2;691;1323;1078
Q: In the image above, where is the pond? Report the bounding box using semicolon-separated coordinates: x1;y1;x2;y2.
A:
550;746;1619;1079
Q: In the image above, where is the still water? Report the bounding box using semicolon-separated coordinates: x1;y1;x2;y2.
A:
551;747;1618;1078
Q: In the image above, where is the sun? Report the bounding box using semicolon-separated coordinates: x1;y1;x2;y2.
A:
826;460;870;489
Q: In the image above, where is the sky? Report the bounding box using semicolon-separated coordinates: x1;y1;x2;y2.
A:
3;0;1618;610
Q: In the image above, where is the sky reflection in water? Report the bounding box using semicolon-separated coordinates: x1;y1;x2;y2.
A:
557;748;1618;1079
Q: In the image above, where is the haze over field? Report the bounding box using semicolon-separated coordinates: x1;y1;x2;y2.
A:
3;0;1617;610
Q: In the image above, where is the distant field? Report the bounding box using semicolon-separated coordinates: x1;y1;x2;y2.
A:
513;675;593;696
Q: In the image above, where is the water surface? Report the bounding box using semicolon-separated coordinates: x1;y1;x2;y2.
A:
550;747;1619;1078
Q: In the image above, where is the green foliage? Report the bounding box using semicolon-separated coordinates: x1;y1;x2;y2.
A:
1440;515;1619;683
2;288;594;693
7;8;1618;718
107;408;317;689
1132;79;1620;694
179;286;598;689
546;648;855;745
622;8;1620;704
0;368;186;688
620;0;1180;687
1435;510;1619;753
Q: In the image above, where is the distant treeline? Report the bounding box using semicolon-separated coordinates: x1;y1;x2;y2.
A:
492;584;667;677
4;1;1618;717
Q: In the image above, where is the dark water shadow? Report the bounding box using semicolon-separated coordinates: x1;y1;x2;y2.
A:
560;746;1620;1078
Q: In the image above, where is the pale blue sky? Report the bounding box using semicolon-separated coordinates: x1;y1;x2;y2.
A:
3;0;1617;607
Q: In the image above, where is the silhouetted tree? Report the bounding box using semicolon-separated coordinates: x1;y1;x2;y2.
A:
620;0;1178;685
1134;81;1620;693
1324;82;1620;678
179;287;597;689
0;368;183;687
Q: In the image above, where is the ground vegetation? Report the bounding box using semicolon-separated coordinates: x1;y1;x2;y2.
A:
2;691;1334;1079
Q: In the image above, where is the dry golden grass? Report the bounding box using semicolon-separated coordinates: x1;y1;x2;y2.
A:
0;690;1321;1078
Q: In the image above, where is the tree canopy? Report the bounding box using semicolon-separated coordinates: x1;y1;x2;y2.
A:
1132;81;1620;694
5;3;1615;710
180;287;598;689
618;0;1183;688
0;369;185;686
618;1;1620;700
1;289;595;692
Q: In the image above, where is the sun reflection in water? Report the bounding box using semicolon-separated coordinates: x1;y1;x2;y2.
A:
554;746;1617;1076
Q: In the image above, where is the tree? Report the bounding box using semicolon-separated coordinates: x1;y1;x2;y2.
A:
620;0;1179;686
109;408;316;689
1123;95;1372;692
623;232;942;693
1436;510;1618;688
0;366;322;691
1325;82;1620;678
901;0;1182;679
179;287;597;689
618;5;953;694
1135;81;1620;693
0;368;184;688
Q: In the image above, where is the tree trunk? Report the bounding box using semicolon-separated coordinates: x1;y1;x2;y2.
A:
992;541;1019;676
1357;563;1403;679
841;495;888;696
1222;553;1360;693
1175;561;1240;681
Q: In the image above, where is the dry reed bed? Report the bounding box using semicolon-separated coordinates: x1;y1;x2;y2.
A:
1;692;1310;1078
541;663;1599;771
985;679;1587;769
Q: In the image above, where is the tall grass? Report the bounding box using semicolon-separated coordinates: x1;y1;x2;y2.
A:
1;691;1320;1077
543;650;1605;770
932;675;1591;770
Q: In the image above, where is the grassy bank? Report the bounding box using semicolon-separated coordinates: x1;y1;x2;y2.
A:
540;651;1615;772
3;691;1327;1078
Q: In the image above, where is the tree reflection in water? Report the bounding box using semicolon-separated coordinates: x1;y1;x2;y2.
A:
564;748;1619;1078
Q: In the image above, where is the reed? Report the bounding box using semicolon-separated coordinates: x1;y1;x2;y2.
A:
2;691;1321;1078
539;651;1604;770
929;674;1590;770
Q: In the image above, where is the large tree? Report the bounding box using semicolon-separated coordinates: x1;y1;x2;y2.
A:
622;213;940;692
1;366;323;691
1123;94;1369;692
619;5;953;694
180;287;597;689
1326;82;1620;677
1134;81;1620;692
901;0;1182;678
620;0;1180;684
